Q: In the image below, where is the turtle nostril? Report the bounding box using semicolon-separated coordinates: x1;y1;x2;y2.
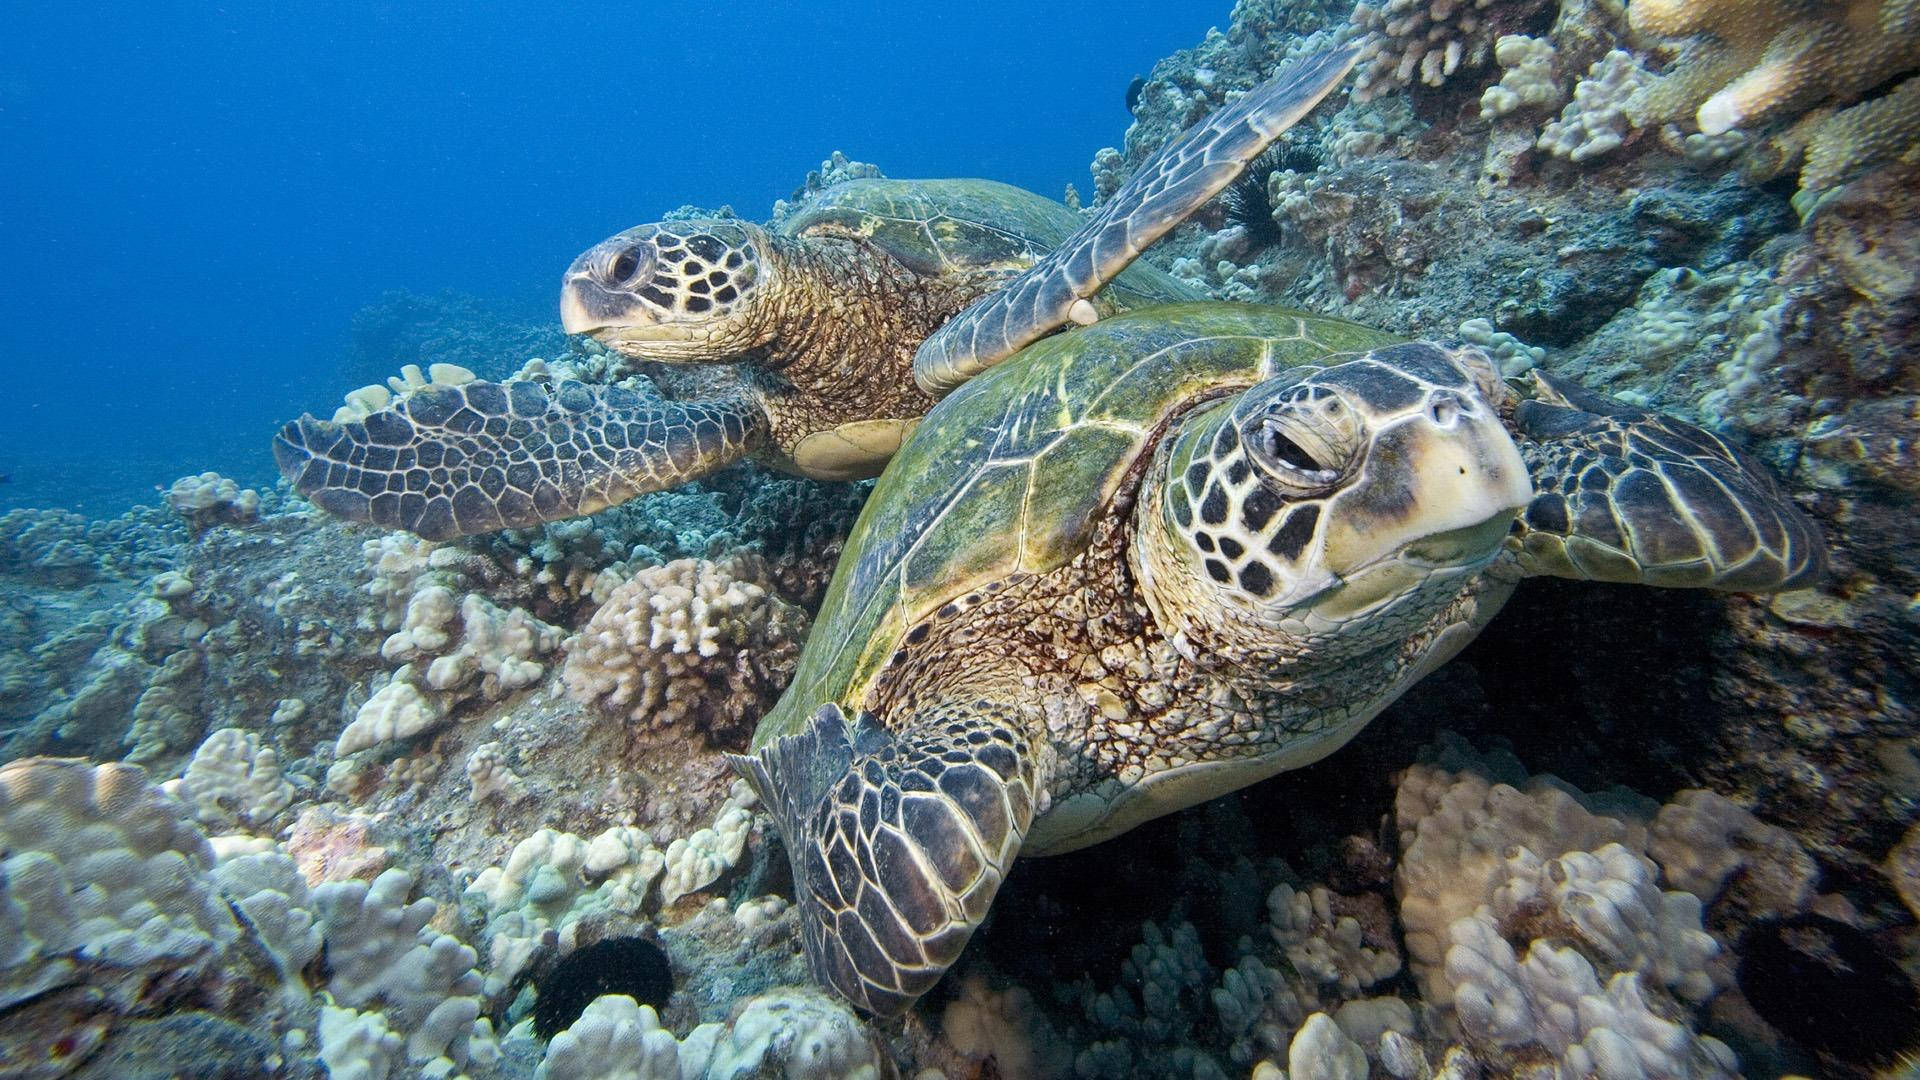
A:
1427;390;1464;427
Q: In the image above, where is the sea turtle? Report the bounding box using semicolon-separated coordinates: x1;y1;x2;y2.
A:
730;302;1825;1018
271;48;1361;541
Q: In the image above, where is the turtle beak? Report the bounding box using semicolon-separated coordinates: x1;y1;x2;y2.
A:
559;274;603;335
559;239;627;336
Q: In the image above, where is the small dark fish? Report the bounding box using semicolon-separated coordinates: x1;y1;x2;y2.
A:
1125;75;1147;115
0;473;11;484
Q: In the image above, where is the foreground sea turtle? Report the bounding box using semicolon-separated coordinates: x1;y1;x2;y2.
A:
731;302;1825;1018
271;49;1360;541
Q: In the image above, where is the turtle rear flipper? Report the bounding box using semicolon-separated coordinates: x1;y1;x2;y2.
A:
912;45;1361;396
1509;371;1827;590
274;379;765;541
729;702;1039;1019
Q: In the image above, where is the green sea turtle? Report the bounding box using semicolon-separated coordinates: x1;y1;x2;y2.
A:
730;303;1825;1018
271;48;1360;541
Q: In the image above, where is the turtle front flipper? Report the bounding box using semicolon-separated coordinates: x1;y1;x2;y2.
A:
912;45;1361;396
273;379;765;541
1509;371;1827;591
729;701;1040;1018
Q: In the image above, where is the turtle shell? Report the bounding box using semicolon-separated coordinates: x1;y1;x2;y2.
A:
778;178;1198;309
753;303;1401;746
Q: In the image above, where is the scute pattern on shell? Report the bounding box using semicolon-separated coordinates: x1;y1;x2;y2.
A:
753;303;1401;748
779;177;1198;309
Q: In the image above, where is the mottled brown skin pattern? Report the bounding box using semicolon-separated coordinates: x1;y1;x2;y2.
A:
861;459;1506;841
743;232;993;467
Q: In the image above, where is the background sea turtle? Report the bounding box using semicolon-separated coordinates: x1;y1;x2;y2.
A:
731;302;1825;1018
271;49;1360;541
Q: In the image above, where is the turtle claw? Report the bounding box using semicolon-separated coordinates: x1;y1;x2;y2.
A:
274;378;766;540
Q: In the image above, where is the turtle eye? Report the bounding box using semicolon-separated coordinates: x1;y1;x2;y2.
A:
608;246;651;286
1252;418;1342;491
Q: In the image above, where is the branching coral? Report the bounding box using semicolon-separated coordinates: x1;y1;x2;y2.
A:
1352;0;1554;101
311;868;494;1069
1539;50;1656;160
176;726;296;829
1750;73;1920;194
535;989;881;1080
163;472;261;535
1629;0;1920;134
562;554;808;742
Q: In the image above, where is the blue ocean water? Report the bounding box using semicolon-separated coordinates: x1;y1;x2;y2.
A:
0;1;1224;517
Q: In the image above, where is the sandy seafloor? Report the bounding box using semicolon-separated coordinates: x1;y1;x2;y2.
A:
3;0;1918;1077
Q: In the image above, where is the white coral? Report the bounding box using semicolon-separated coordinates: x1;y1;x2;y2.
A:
1538;50;1655;161
563;555;808;735
334;362;477;423
465;740;527;804
538;989;879;1080
421;592;563;697
0;758;239;1012
311;868;488;1066
212;850;322;978
1480;34;1562;119
1648;789;1817;917
1458;319;1545;377
382;586;562;700
660;805;753;907
336;672;446;755
536;995;685;1080
179;726;295;829
1287;1012;1370;1080
702;987;881;1080
164;471;260;531
467;825;666;994
1487;844;1723;1002
319;1005;404;1080
1446;921;1738;1077
1394;740;1646;1005
1267;883;1402;994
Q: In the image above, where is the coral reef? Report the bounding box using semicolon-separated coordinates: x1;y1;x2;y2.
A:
563;555;808;743
1350;0;1554;102
1;5;1916;1076
1626;0;1920;140
162;472;261;535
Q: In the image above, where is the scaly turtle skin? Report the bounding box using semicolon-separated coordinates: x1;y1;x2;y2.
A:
730;302;1826;1018
271;49;1360;541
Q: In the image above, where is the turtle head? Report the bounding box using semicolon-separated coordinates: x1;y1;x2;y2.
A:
1138;343;1534;661
560;219;778;361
